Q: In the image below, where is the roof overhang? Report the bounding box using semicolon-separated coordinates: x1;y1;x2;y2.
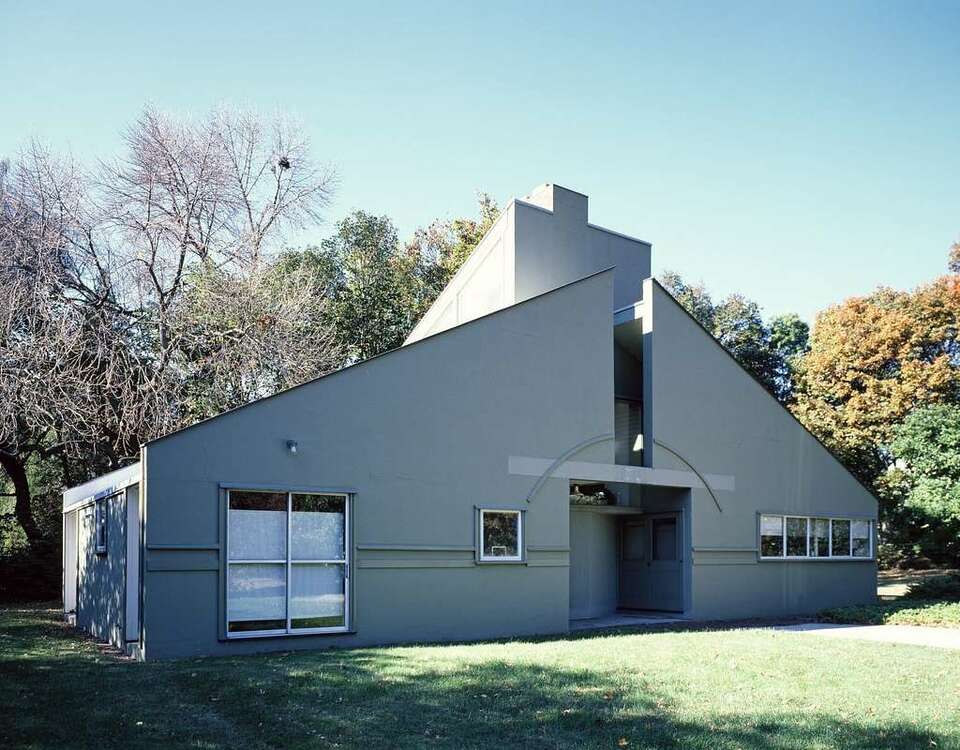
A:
62;462;141;513
509;456;734;492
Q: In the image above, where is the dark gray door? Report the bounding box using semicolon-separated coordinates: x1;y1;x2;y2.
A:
648;514;683;612
618;519;649;609
618;513;683;612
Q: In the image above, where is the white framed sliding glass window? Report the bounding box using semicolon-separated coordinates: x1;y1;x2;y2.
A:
226;490;349;637
478;509;523;562
759;513;874;560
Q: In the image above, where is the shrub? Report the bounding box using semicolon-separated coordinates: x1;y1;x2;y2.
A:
819;600;960;628
900;556;934;570
905;572;960;601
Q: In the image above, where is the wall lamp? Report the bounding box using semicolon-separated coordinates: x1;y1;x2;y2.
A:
287;440;298;455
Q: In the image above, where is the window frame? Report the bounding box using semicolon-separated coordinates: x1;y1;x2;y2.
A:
785;516;810;558
757;513;874;561
94;496;108;555
477;508;524;563
225;489;351;640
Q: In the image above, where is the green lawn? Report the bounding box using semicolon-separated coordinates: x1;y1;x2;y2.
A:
3;606;960;750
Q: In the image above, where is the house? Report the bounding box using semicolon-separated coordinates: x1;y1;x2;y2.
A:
61;184;878;660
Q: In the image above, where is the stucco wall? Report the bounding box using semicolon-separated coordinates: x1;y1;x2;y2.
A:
643;280;878;619
76;491;127;648
404;204;516;343
569;509;619;620
141;270;615;659
514;190;650;314
405;185;651;344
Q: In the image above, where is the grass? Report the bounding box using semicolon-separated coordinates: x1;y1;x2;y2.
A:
3;606;960;749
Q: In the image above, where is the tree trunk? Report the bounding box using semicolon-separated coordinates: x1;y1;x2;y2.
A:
0;451;42;545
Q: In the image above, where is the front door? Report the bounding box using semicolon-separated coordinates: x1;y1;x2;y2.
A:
618;519;650;609
647;513;683;612
618;513;683;612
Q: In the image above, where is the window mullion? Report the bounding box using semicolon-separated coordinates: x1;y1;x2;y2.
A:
286;492;292;634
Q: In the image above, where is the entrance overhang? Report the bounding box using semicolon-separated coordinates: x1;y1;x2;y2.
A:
508;456;735;492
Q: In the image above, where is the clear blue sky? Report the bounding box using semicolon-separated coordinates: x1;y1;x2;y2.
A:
2;1;957;322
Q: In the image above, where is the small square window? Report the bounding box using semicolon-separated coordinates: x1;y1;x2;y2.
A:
94;497;108;555
479;510;522;562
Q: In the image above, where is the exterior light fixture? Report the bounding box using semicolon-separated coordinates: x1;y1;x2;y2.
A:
287;440;298;455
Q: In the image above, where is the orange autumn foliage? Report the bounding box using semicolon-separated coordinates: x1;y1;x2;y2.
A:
793;275;960;481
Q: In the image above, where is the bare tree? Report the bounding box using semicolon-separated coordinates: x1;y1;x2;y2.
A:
0;107;338;545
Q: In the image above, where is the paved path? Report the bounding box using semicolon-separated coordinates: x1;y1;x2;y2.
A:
571;613;686;632
775;623;960;650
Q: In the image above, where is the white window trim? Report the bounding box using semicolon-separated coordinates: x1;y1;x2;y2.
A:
759;513;874;561
226;490;351;639
477;508;524;563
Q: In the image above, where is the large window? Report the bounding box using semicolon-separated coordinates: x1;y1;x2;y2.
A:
227;490;349;637
478;509;523;562
759;514;873;560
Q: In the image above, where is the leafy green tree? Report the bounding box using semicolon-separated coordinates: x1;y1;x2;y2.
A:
712;294;783;396
658;271;715;330
406;193;500;286
770;313;810;401
770;313;810;359
889;404;960;563
311;211;429;362
658;272;796;402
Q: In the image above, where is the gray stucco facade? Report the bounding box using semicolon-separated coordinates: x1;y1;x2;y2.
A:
64;183;878;660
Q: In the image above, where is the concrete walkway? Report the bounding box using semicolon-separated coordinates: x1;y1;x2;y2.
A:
571;612;686;632
775;622;960;651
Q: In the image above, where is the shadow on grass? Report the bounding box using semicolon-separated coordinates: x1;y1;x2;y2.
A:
0;606;954;750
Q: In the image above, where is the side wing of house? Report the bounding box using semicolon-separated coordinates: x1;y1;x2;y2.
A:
62;466;140;651
642;280;878;619
140;270;615;659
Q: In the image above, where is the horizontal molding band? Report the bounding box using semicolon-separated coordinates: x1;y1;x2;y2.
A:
527;545;570;552
147;559;219;572
147;543;221;551
356;543;475;552
357;559;475;569
693;547;758;553
359;558;569;570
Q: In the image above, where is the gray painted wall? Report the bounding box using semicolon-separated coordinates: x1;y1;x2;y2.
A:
406;184;650;343
75;489;131;648
141;271;615;659
641;280;878;618
569;509;619;620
